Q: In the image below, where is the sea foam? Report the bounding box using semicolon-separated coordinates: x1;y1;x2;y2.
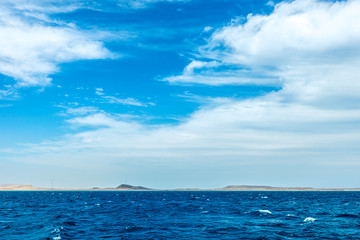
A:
303;217;316;223
258;210;272;215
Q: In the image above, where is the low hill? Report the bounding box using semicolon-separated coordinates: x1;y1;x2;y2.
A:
223;185;274;189
116;184;150;190
222;185;313;190
0;184;37;190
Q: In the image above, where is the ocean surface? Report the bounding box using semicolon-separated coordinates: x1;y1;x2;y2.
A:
1;191;360;239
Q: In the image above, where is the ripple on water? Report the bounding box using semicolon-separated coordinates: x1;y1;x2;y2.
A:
335;213;359;218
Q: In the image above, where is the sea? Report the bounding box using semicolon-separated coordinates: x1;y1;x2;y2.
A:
0;191;360;239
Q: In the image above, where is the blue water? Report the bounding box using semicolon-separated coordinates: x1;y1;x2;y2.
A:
1;191;360;239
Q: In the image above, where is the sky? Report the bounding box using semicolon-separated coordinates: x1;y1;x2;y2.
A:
1;0;360;189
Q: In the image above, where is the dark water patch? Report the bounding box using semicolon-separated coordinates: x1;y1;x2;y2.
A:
336;213;359;218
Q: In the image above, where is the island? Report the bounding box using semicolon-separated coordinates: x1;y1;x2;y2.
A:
1;184;360;191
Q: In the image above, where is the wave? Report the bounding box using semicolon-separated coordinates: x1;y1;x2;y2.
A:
258;210;272;215
303;217;316;223
246;209;273;216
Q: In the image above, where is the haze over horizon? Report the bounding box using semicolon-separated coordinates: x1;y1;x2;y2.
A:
1;0;360;189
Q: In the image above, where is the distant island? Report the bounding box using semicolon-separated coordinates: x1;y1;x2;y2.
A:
1;184;360;191
115;184;150;190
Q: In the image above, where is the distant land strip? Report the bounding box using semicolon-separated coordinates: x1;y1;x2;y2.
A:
1;184;360;191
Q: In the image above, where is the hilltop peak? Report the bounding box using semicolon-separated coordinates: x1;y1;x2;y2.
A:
116;184;150;190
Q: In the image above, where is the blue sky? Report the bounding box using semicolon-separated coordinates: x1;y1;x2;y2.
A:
1;0;360;189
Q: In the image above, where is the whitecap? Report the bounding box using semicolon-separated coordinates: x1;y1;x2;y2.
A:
303;217;316;223
259;210;272;215
51;227;63;240
51;227;63;234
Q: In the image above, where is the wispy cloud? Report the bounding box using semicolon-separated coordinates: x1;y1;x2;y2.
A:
176;91;233;105
6;99;360;187
0;87;18;99
57;105;99;117
67;113;121;128
0;104;13;108
95;88;153;107
0;0;113;90
117;0;190;9
0;0;194;94
3;0;360;188
163;60;280;86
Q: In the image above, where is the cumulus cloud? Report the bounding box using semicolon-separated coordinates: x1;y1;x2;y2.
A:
166;0;360;89
0;0;112;90
206;0;360;66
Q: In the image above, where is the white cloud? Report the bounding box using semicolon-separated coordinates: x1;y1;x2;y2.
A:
3;0;360;188
6;98;360;187
95;88;105;96
203;26;213;32
95;88;152;107
102;96;147;107
64;106;99;116
266;1;275;7
0;87;18;99
176;91;233;105
0;1;113;88
166;0;360;89
163;63;280;86
11;0;83;14
205;0;360;66
117;0;189;9
183;60;220;75
67;113;122;128
163;60;281;86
